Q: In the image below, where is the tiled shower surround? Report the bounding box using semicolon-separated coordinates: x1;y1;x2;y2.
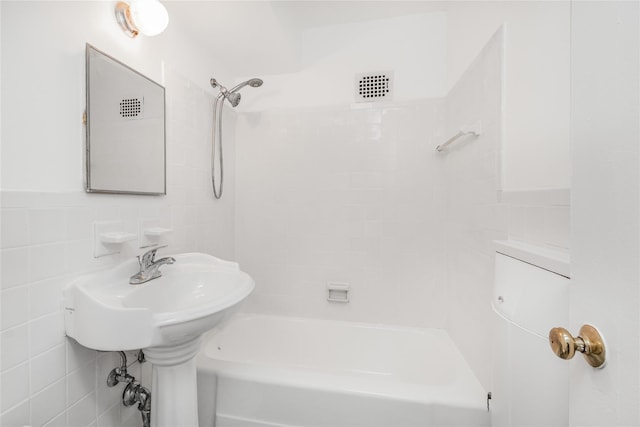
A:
236;99;449;326
235;28;569;391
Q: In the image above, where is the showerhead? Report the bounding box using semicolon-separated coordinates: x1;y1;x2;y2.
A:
226;92;241;108
209;77;263;107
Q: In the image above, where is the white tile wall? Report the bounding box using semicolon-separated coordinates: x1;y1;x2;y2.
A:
1;209;28;249
442;27;570;390
30;380;66;427
443;28;506;391
1;325;29;371
0;69;236;427
235;100;448;328
1;363;30;412
507;199;570;250
67;360;96;406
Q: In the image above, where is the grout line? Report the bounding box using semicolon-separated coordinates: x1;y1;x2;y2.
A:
0;396;30;417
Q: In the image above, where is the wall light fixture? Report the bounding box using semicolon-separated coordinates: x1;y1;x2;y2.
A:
115;0;169;38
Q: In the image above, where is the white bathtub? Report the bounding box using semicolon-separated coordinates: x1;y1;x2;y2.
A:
196;314;490;427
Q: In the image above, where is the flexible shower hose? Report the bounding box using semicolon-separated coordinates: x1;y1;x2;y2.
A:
211;94;225;199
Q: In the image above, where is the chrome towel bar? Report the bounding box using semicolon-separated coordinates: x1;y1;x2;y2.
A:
436;120;482;152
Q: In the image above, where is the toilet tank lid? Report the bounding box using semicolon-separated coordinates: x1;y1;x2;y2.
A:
493;240;570;278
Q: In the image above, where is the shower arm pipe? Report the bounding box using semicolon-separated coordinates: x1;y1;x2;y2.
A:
436;120;482;152
229;80;252;93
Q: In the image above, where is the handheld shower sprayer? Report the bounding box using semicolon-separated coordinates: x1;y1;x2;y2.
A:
209;76;264;199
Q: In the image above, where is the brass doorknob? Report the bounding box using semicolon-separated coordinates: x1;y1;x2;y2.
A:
548;324;606;368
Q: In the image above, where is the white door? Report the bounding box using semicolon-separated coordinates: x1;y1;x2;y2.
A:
570;1;639;425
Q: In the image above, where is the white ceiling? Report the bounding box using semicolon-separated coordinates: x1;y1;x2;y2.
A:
165;1;449;75
269;1;448;28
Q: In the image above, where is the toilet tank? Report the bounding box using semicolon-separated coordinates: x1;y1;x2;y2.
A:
492;249;570;427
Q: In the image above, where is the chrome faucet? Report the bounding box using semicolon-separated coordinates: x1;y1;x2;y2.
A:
130;246;176;285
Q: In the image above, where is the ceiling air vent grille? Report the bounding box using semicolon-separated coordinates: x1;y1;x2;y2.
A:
355;72;393;103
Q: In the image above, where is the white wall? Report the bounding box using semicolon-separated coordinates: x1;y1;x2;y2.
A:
240;12;447;111
446;1;571;192
569;2;639;426
0;2;236;426
167;1;303;77
1;1;233;191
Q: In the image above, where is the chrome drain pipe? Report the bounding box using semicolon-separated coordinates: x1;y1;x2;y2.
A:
123;380;151;427
137;385;151;427
107;351;151;427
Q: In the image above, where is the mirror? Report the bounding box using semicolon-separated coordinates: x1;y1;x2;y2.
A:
85;44;166;195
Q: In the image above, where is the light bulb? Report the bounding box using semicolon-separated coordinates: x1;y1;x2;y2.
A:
129;0;169;36
115;0;169;38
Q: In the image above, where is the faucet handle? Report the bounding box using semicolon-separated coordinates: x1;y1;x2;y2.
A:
140;245;168;267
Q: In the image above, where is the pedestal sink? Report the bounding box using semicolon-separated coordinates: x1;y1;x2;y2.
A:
63;252;255;427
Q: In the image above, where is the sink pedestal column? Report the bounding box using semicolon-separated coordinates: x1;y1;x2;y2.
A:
144;337;202;427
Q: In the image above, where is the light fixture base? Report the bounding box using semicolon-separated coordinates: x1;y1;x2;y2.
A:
115;2;139;38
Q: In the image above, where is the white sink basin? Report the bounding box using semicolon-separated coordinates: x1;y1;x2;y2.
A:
64;253;255;351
